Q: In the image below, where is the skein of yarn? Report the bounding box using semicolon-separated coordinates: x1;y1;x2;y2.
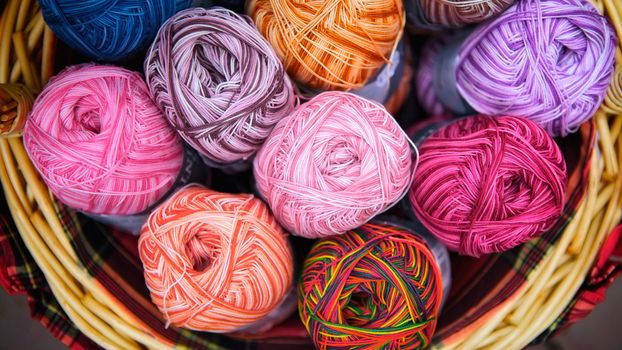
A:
406;0;516;29
254;92;413;238
247;0;405;91
415;0;617;136
145;7;296;167
39;0;192;62
23;64;185;222
138;186;294;333
408;115;567;257
299;222;443;350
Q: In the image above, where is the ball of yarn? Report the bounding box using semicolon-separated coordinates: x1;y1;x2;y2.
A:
415;0;617;136
39;0;192;61
416;0;515;27
409;115;567;257
254;92;413;238
247;0;405;91
145;7;296;165
299;222;443;349
138;186;293;332
23;64;183;216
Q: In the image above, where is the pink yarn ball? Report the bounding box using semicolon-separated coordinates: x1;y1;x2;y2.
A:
409;115;567;257
254;92;413;238
24;64;184;216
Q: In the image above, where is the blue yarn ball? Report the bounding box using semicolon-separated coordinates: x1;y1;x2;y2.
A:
40;0;194;62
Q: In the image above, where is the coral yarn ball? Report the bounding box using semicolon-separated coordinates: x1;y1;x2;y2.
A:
254;92;413;238
299;222;443;350
409;115;567;257
138;186;294;332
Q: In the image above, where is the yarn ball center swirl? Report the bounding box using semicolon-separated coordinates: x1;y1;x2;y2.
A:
23;65;183;216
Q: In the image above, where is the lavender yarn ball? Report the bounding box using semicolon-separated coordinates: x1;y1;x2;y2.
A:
416;0;617;136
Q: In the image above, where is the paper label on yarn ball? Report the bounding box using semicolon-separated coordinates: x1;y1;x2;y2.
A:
83;147;210;235
199;153;253;174
433;30;477;116
373;216;452;308
351;39;406;106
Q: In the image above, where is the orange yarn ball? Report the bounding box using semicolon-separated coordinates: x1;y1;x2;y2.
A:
138;186;294;332
247;0;405;90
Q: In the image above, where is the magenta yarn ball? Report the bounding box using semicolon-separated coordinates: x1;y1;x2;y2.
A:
408;115;567;257
254;92;413;238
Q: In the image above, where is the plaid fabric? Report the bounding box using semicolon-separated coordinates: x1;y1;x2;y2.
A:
432;122;595;345
0;195;100;350
532;224;622;344
0;120;595;350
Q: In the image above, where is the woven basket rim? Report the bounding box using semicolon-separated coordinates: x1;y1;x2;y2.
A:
0;0;621;349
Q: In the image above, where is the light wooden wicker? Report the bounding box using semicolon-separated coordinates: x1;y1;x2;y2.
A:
0;0;620;349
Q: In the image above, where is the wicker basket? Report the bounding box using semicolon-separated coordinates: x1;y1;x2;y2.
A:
0;0;621;349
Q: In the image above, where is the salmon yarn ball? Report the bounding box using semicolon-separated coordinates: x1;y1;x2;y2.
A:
299;222;443;350
409;115;567;257
138;186;293;332
247;0;405;90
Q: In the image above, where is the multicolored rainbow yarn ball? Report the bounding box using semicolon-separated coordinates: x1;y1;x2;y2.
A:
254;91;413;238
138;186;293;333
409;115;567;257
299;222;443;350
39;0;192;61
145;7;295;166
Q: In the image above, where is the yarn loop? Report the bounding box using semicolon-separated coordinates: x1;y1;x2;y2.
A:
247;0;405;90
299;222;443;350
416;0;617;136
40;0;192;61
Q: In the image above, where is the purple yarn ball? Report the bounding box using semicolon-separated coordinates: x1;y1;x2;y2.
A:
416;0;618;136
